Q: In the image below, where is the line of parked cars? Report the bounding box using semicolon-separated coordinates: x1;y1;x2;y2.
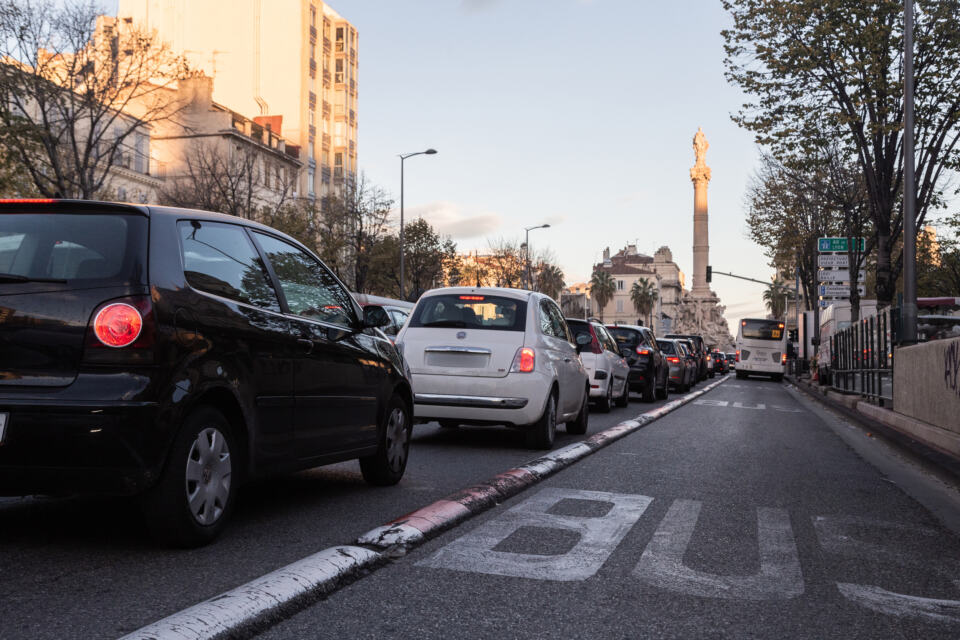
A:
0;199;730;546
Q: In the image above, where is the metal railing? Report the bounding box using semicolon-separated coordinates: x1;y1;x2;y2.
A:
829;306;899;407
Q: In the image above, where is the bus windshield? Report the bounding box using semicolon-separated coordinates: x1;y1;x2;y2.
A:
740;319;784;341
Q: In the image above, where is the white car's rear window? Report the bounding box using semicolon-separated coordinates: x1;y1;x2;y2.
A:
409;294;527;331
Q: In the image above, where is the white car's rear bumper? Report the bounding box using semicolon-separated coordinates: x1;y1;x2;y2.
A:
410;371;550;426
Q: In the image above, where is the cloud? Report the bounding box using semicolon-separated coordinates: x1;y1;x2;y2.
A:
404;201;503;240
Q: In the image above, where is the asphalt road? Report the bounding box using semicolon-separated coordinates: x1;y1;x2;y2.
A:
258;377;960;639
0;378;689;639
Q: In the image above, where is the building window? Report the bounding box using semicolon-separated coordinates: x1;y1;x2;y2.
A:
308;167;315;196
310;42;315;59
309;5;316;26
617;280;624;291
308;109;315;126
616;300;624;313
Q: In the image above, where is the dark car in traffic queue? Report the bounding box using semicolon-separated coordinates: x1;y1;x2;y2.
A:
712;349;729;374
606;324;669;402
664;333;708;381
353;293;414;343
0;200;413;547
726;352;737;370
657;339;694;392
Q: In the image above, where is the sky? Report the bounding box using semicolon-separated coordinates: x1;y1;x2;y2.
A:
107;0;775;334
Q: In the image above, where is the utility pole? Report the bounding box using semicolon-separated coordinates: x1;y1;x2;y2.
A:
902;0;918;344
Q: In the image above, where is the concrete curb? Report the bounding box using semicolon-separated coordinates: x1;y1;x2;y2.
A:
118;375;729;640
357;375;729;551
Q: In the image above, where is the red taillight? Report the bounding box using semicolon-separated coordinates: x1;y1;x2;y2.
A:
736;350;740;362
93;303;143;347
459;295;485;301
636;347;650;356
511;347;536;373
0;198;56;203
667;356;679;363
782;353;787;364
84;296;155;363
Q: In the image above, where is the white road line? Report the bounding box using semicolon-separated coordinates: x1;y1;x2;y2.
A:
118;546;381;640
633;499;804;600
417;488;652;581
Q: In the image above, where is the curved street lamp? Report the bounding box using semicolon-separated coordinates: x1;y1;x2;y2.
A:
399;148;437;300
524;223;551;290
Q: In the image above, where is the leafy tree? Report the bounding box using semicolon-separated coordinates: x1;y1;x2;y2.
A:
630;278;659;327
763;279;791;319
395;218;457;300
535;262;565;301
0;0;188;198
723;0;960;306
589;270;616;322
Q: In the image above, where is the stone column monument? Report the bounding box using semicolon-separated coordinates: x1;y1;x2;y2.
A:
675;127;735;349
690;127;712;296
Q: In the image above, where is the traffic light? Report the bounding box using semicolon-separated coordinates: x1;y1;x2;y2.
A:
706;265;712;283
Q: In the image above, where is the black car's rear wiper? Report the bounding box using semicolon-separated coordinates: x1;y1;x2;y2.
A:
0;273;67;283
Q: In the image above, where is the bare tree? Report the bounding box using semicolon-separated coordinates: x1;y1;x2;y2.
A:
486;238;526;288
0;0;188;198
320;172;394;293
160;139;298;220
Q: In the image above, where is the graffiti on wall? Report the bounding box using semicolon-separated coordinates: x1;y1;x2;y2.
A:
947;340;960;399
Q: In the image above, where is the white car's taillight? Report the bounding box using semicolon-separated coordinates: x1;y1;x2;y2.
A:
510;347;536;373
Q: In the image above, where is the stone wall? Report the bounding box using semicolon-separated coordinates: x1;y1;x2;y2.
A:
893;337;960;435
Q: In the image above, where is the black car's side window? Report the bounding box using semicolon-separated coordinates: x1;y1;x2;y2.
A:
253;232;356;328
178;221;281;312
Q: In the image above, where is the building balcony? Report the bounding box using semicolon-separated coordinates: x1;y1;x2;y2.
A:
322;101;331;117
309;25;317;41
323;37;331;52
309;59;317;73
322;133;330;146
308;91;316;107
335;40;344;52
308;124;316;137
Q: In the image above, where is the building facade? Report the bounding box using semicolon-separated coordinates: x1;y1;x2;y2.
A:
591;244;685;334
117;0;357;202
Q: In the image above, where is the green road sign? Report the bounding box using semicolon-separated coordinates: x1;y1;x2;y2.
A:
818;237;865;252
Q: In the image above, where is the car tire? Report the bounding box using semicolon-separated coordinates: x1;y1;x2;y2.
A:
566;386;589;435
641;373;656;403
615;379;629;407
360;395;412;486
597;379;612;413
141;406;238;548
656;370;669;400
527;391;558;449
772;373;784;383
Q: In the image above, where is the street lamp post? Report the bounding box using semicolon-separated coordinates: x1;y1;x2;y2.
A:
523;223;550;290
399;148;437;300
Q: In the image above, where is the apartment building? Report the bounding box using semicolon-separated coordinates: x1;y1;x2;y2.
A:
592;245;686;334
117;0;358;201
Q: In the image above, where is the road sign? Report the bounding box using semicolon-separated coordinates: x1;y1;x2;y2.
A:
819;284;866;297
818;254;849;268
818;269;865;283
818;237;865;252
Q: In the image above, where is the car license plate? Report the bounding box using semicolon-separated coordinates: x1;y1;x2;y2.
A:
0;412;7;444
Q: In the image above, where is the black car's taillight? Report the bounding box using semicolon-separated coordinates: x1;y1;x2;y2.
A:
82;295;156;364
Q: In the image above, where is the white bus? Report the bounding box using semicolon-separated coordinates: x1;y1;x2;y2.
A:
735;318;787;381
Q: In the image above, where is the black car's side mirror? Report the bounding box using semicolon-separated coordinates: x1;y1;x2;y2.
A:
362;305;391;329
575;333;592;352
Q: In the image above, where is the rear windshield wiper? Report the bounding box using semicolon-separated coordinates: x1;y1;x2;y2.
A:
419;320;467;328
0;273;67;283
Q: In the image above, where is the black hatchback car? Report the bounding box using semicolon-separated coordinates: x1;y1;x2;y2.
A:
0;200;413;546
605;324;669;402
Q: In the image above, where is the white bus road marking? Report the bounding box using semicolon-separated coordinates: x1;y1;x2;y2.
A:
814;516;960;623
417;488;652;581
633;499;804;600
692;399;802;413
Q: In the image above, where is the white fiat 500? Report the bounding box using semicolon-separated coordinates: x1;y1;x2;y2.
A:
396;287;590;449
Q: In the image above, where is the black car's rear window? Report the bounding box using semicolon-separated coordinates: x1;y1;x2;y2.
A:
657;340;676;354
567;319;592;340
409;294;527;331
0;212;146;284
608;327;643;347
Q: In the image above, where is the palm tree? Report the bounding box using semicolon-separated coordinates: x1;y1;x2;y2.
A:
630;278;659;327
589;270;616;322
763;278;789;318
536;263;565;300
